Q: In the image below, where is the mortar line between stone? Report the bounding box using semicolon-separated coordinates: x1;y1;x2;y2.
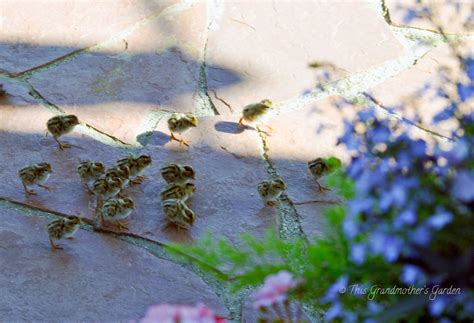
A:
255;130;307;242
194;1;221;117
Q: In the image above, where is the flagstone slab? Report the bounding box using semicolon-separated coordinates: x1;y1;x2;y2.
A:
0;205;227;321
0;0;176;74
205;1;404;115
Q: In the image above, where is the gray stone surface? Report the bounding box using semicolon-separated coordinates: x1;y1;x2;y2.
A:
0;205;227;321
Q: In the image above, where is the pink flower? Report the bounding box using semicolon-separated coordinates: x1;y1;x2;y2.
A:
139;303;226;323
252;270;297;309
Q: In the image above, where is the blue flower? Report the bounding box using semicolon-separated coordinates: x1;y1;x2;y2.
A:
325;302;342;321
369;233;402;261
367;301;383;314
408;139;427;157
443;139;469;165
383;236;403;262
403;9;417;23
429;296;448;316
451;170;474;202
371;124;391;144
323;276;348;303
457;82;474;102
410;225;431;246
350;243;366;265
433;104;457;123
401;265;425;285
464;57;474;80
427;210;453;229
394;208;417;228
343;215;360;239
358;108;375;122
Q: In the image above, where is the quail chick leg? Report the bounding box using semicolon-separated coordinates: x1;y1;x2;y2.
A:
316;180;331;192
169;132;181;143
49;239;63;250
22;183;37;195
179;136;190;147
80;180;93;194
116;220;129;231
238;117;250;129
129;176;146;186
54;137;72;150
38;184;51;191
266;200;278;207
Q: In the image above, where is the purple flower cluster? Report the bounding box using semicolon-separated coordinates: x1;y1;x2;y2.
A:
330;56;474;320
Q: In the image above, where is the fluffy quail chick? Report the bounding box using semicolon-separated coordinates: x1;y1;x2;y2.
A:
257;177;286;207
167;112;198;147
77;161;105;193
105;164;131;188
100;197;135;230
162;198;195;230
46;115;80;150
308;158;330;192
92;175;124;213
117;154;152;185
161;163;195;184
239;99;274;131
160;181;196;202
18;163;53;195
47;216;81;250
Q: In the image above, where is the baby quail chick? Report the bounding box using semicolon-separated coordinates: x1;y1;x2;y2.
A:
161;163;196;184
18;163;53;195
47;216;81;250
239;99;274;131
46;114;80;150
105;164;131;187
77;161;105;193
167;112;198;147
117;154;152;185
257;177;286;207
100;197;135;230
308;158;331;192
160;181;196;202
92;175;123;201
162;198;195;230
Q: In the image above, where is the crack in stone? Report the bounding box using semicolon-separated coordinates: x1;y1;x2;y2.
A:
256;130;307;242
210;89;234;113
0;196;245;321
293;199;342;206
24;80;134;148
194;2;221;117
